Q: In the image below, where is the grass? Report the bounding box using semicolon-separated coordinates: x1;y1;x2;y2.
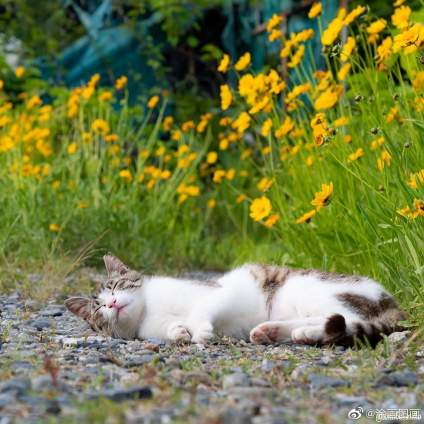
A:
0;4;422;330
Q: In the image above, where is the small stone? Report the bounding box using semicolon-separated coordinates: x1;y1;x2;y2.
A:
0;393;15;407
41;305;65;317
125;354;154;367
377;371;418;387
30;319;51;330
261;359;275;372
61;337;79;347
221;408;252;424
388;331;410;344
93;386;153;402
45;399;61;415
335;394;367;407
222;372;250;390
308;374;350;389
0;377;31;395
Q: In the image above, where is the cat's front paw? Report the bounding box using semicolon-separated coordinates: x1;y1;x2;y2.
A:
250;323;280;344
190;323;215;344
167;323;192;343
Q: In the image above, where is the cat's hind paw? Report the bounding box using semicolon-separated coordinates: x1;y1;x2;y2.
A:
167;323;192;343
291;326;323;345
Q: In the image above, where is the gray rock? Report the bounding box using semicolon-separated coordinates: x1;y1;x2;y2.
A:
222;372;250;389
0;392;15;408
0;377;31;395
378;371;418;387
125;354;154;367
388;331;410;344
30;319;51;330
41;305;66;317
335;394;367;407
221;408;252;424
92;386;153;402
308;374;350;389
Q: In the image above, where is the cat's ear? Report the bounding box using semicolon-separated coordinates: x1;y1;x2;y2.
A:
103;253;130;277
65;297;91;319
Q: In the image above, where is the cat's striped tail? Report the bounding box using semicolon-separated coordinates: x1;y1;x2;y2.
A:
325;308;407;348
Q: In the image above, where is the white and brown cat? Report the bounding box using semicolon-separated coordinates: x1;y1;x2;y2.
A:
65;254;405;347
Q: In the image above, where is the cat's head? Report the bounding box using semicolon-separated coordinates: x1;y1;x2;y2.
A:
65;254;144;338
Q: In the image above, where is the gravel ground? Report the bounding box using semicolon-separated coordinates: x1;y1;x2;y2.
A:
0;271;423;424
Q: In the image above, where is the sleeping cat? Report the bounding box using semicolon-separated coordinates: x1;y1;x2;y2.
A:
65;254;406;347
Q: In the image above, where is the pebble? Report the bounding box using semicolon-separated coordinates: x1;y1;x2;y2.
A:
377;370;418;387
222;372;250;389
308;373;350;389
91;386;153;402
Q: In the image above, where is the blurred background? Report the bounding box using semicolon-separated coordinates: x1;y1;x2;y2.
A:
0;0;411;118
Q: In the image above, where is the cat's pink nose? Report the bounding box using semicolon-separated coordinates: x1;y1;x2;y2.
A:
107;298;117;308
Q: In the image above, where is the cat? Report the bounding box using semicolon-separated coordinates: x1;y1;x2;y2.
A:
65;254;406;347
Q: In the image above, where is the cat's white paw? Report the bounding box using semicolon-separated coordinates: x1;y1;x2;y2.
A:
291;326;323;345
250;323;281;344
191;323;215;344
167;324;192;343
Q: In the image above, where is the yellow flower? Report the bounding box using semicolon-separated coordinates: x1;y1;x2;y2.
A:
231;112;251;134
226;168;236;181
391;5;411;30
338;63;351;81
343;5;366;26
218;54;230;73
393;23;424;54
321;17;344;45
115;75;128;90
119;169;133;182
99;91;113;101
371;136;385;150
163;116;174;132
105;134;119;143
15;66;25;78
207;199;217;209
207;151;218;164
249;196;272;221
181;120;195;132
26;95;42;109
311;182;333;210
377;150;392;171
348;148;364;162
51;180;60;189
91;119;110;135
394;0;405;6
268;29;283;42
333;116;349;127
213;169;226;183
288;45;305;68
306;156;314;167
266;14;283;32
274;116;294;138
236;194;247;203
82;132;92;143
366;19;387;43
49;223;60;232
377;37;393;68
257;177;273;192
310;113;328;146
235;52;251;71
412;72;424;92
343;135;352;144
296;209;316;224
261;118;273;137
386;105;400;123
67;142;77;155
340;36;356;62
147;95;160;109
314;87;340;110
308;2;322;19
77;201;88;209
220;84;232;111
160;169;171;180
264;214;279;228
